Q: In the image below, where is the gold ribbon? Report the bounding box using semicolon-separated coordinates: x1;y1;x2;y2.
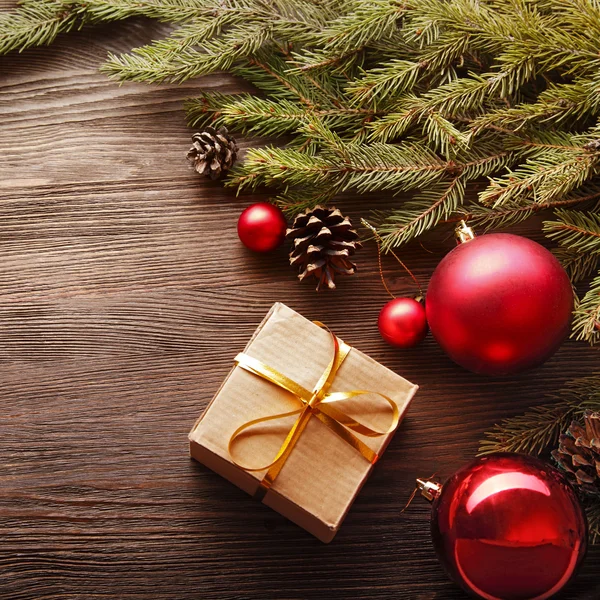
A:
228;322;400;501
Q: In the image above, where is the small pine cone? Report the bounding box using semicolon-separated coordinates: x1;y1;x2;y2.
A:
552;410;600;498
187;127;238;180
583;139;600;152
286;206;362;292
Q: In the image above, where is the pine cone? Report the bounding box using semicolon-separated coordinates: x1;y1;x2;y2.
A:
583;139;600;152
286;206;362;291
187;127;238;180
552;410;600;497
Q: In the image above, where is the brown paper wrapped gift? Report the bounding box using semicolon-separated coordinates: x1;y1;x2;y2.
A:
189;303;418;542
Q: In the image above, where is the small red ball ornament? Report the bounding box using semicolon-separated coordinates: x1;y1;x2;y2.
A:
237;203;287;253
426;226;573;375
378;297;428;348
418;453;587;600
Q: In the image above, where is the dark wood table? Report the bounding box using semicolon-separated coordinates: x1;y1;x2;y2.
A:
1;11;599;600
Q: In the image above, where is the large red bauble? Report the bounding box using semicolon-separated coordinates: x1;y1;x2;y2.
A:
378;297;428;348
426;234;573;375
431;453;587;600
237;203;287;252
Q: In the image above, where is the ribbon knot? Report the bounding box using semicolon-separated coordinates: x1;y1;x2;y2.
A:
228;322;400;501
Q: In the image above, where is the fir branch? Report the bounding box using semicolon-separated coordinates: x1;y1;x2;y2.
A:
310;0;405;55
287;0;407;73
544;209;600;254
227;139;450;196
376;177;465;249
186;94;309;135
4;0;600;346
467;191;600;231
423;112;471;158
479;374;600;455
572;270;600;344
479;401;583;456
288;46;365;75
366;95;425;142
480;147;600;207
102;20;272;83
228;146;335;192
456;141;517;179
346;59;423;106
586;500;600;544
340;142;449;193
471;78;600;133
75;0;211;22
273;186;341;215
0;1;80;55
554;248;600;283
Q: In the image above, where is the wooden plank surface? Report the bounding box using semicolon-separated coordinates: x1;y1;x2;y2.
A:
1;10;599;600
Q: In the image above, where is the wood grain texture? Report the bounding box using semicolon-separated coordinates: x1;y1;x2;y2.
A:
1;9;599;600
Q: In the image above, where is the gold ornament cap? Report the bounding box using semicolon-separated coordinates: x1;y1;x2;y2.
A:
402;476;442;512
455;220;476;244
416;478;442;502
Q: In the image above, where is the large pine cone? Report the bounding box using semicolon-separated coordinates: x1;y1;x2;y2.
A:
552;410;600;497
286;206;362;291
187;127;238;180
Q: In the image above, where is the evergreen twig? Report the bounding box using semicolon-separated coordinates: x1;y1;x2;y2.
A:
2;0;600;341
479;375;600;456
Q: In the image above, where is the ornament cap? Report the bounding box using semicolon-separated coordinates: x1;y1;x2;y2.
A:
416;478;442;502
455;220;476;244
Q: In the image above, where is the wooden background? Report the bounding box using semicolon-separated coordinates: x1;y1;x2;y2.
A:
1;7;599;599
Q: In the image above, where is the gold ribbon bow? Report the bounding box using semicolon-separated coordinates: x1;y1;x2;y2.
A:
228;322;400;501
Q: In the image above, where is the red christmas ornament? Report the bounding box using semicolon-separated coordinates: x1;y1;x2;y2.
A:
362;219;429;348
378;297;428;348
417;453;588;600
237;203;287;253
426;224;573;375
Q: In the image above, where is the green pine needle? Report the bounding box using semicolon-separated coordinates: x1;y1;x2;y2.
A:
2;0;600;343
479;375;600;456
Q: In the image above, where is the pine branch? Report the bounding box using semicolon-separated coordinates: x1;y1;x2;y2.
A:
227;140;450;195
480;372;600;545
479;374;600;455
586;500;600;544
572;270;600;344
554;248;600;283
480;146;600;207
4;0;600;346
75;0;211;22
347;33;472;105
346;59;423;106
375;177;465;249
543;209;600;254
305;0;405;55
467;189;600;231
186;94;309;136
455;139;519;179
479;402;583;456
0;1;80;55
273;186;341;215
246;47;349;110
102;20;273;83
423;112;471;158
471;78;600;133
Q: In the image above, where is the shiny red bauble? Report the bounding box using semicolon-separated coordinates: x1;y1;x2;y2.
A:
378;297;428;348
237;203;287;252
426;233;573;375
430;453;587;600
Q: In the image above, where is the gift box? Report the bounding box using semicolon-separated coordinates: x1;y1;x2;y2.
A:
188;303;418;542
